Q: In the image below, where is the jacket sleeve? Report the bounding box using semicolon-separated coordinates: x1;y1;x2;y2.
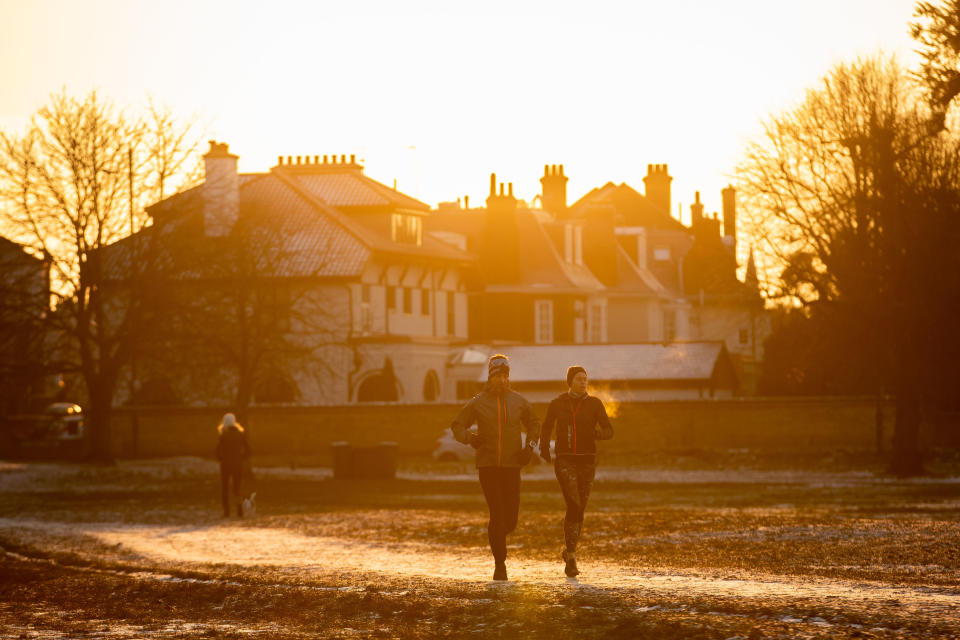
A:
539;400;556;453
595;398;614;440
521;398;540;447
451;396;478;444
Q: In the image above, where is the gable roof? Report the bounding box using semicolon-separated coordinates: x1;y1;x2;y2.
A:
425;208;604;293
282;168;429;212
470;342;733;383
570;182;686;231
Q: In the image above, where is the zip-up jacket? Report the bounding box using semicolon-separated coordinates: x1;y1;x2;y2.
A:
451;385;540;468
540;392;613;459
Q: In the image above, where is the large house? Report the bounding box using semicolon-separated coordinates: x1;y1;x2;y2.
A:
108;142;473;408
107;144;767;408
428;163;768;397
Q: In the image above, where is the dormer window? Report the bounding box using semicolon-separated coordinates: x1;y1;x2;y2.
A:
392;213;422;245
564;224;583;265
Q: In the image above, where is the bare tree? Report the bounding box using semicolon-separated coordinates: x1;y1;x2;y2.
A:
131;196;346;423
0;89;201;462
911;0;960;131
737;56;960;475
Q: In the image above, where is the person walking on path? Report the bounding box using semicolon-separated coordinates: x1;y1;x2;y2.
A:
539;366;614;577
216;412;250;517
451;354;540;581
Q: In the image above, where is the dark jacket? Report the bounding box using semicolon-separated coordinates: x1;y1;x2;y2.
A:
216;425;250;466
451;385;540;468
540;392;613;458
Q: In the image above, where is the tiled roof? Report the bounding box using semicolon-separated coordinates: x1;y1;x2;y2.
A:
609;244;667;296
284;170;429;211
273;171;472;263
240;175;370;277
426;209;604;293
571;182;686;231
470;342;730;383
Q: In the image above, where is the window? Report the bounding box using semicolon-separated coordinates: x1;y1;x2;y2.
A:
535;299;554;344
574;300;585;344
573;226;583;265
391;214;422;245
359;284;372;332
446;291;456;335
421;288;430;315
564;225;573;262
588;303;605;343
403;287;412;314
423;370;440;402
654;246;671;261
387;286;396;310
739;328;749;344
664;309;676;341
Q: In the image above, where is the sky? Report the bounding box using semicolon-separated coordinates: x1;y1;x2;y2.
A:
0;0;922;225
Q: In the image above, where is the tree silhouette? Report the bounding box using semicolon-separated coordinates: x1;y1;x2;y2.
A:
0;90;201;462
738;57;960;475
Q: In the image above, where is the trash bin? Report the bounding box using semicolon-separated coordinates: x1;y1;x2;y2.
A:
331;441;353;479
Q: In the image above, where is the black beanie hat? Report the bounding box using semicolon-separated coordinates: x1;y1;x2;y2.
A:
566;365;587;386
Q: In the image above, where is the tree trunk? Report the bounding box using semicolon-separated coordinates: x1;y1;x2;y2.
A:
85;382;116;464
888;387;924;476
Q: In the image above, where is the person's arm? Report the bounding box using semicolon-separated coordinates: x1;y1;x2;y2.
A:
594;398;614;440
451;396;479;445
539;401;556;460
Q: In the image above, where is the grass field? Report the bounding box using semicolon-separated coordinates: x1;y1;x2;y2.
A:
1;456;959;639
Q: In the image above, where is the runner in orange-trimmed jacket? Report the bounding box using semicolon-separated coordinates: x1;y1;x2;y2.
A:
451;354;540;581
539;365;613;577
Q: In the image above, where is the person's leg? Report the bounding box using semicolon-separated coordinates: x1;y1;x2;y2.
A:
219;464;231;516
554;457;584;554
479;467;507;563
229;464;244;516
572;459;596;546
501;467;521;537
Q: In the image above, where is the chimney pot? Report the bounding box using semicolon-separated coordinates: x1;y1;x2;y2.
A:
544;164;550;177
287;156;293;165
490;173;497;196
464;195;470;209
341;154;346;163
350;154;356;164
314;155;319;163
559;164;564;176
647;164;653;174
277;156;283;165
296;155;302;164
323;155;328;163
508;182;514;197
499;183;504;197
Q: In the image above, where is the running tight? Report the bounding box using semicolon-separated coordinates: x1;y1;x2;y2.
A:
478;466;521;562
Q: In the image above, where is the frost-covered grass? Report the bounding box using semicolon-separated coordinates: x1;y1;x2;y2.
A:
1;458;959;638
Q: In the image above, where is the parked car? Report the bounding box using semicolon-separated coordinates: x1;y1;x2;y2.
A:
0;402;85;458
42;402;84;440
433;430;551;464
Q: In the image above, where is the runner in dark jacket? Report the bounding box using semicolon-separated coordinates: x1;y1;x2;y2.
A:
539;366;613;577
451;354;540;581
216;412;250;517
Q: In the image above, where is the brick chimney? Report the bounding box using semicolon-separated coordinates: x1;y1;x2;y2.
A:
540;164;568;217
202;140;239;237
483;173;519;283
722;185;736;246
583;204;618;286
642;164;672;216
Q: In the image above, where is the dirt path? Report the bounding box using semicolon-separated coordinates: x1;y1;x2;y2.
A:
4;518;958;626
